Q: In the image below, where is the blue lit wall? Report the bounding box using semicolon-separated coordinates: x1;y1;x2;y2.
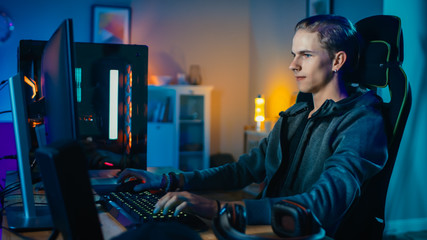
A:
0;122;16;191
383;0;427;235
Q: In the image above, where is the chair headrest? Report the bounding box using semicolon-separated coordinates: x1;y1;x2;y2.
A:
355;15;403;88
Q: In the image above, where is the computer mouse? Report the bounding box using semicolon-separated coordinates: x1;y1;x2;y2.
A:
116;179;142;193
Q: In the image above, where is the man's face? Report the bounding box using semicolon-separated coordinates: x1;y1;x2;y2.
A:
289;29;334;94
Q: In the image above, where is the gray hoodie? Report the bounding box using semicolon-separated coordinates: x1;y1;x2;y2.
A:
182;89;388;236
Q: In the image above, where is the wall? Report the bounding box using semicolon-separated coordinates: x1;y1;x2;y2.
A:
248;0;305;124
383;0;427;235
129;0;250;159
333;0;383;23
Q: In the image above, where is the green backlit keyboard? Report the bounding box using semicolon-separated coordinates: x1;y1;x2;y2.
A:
100;191;208;231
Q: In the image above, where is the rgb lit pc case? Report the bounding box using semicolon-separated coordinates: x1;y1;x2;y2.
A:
18;40;148;170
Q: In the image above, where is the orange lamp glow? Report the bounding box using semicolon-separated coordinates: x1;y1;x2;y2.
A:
254;94;265;131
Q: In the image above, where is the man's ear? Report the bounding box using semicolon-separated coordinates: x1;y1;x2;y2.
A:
333;51;347;72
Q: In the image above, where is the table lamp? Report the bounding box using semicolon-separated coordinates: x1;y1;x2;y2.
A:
254;94;265;131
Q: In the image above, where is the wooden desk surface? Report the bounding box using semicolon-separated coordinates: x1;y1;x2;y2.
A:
2;211;126;240
1;169;278;239
2;215;276;240
2;209;277;240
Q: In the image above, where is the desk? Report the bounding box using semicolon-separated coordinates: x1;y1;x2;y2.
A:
2;212;126;240
3;211;276;240
200;225;278;240
2;196;276;240
1;170;278;240
3;212;277;240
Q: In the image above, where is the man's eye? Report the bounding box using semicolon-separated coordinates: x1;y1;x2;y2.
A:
304;54;312;58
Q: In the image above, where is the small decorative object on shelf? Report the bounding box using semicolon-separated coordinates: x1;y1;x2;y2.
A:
177;73;187;85
187;65;202;85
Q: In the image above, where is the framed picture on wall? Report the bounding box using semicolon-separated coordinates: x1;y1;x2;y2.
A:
307;0;331;17
92;5;131;44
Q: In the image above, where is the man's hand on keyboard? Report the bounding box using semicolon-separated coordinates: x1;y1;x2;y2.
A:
117;168;163;191
153;191;218;220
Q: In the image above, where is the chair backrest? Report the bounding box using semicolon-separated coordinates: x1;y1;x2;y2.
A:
333;15;412;239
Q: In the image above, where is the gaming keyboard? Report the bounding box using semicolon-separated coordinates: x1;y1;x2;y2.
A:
99;191;208;231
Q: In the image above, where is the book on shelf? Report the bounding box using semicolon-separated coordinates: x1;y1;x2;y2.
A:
148;97;172;123
162;97;171;122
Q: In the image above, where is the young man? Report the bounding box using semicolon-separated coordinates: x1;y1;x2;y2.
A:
117;15;388;237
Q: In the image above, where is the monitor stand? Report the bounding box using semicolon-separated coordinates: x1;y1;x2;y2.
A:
6;206;52;231
7;75;53;231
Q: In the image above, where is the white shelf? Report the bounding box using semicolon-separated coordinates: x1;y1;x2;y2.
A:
147;85;212;171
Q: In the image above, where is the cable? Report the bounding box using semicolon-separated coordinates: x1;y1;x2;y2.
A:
3;181;20;190
0;154;17;160
1;182;20;193
0;183;20;212
1;201;48;210
0;170;43;199
0;188;21;204
0;110;12;115
1;184;19;210
0;185;20;197
0;80;8;92
0;182;20;199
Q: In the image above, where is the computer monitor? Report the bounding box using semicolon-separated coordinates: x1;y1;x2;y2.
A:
5;18;76;231
41;19;78;145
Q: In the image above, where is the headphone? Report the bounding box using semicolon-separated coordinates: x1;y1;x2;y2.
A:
212;201;326;240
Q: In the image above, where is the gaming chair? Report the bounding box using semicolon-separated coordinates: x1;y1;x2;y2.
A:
333;15;412;239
